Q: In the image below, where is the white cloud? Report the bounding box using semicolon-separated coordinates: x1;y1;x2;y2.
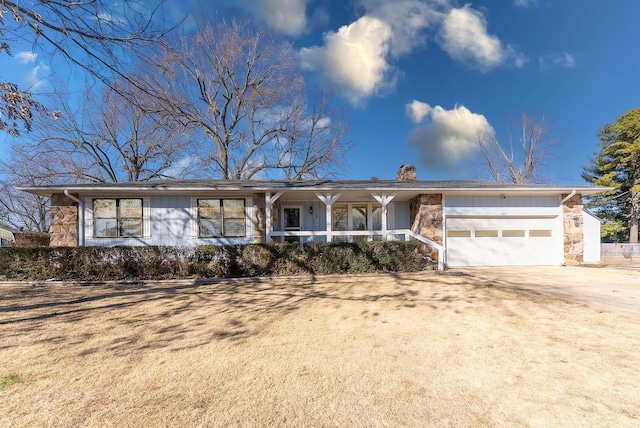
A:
299;1;449;106
406;100;432;123
15;51;37;64
539;52;576;71
25;63;50;91
406;102;494;171
359;0;446;56
299;16;394;106
233;0;310;36
438;5;526;72
514;0;537;8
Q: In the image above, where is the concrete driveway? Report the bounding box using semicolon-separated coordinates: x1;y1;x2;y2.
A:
457;266;640;318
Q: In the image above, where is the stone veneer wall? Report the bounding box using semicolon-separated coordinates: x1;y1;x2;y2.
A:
49;193;79;247
562;193;584;265
252;193;266;243
270;199;281;243
409;194;443;261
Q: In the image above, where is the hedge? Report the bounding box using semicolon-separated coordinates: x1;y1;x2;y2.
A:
0;241;428;281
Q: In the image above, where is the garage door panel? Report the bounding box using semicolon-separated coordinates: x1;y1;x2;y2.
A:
446;217;558;267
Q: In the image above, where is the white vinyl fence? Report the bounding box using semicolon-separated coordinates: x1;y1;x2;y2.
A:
601;244;640;267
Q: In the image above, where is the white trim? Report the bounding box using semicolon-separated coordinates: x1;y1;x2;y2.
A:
21;184;612;197
190;197;198;238
143;197;151;239
85;197;94;240
316;193;342;242
87;196;148;240
265;191;284;242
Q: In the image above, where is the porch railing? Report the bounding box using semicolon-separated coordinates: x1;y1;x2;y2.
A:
269;229;445;271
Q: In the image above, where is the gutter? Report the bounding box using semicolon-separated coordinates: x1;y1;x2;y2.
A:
63;190;83;246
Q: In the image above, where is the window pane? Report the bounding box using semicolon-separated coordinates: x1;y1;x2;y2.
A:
223;218;245;237
120;218;142;237
224;199;245;218
94;218;118;237
447;230;471;238
332;205;348;231
503;230;525;237
120;199;142;218
199;199;221;219
199;218;222;237
372;205;382;230
283;208;300;229
352;205;367;231
530;229;552;237
94;199;116;218
475;230;499;238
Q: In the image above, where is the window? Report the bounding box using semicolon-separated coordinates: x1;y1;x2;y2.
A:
93;198;143;238
447;230;471;238
502;229;525;238
331;203;382;242
198;199;246;237
475;230;499;238
530;229;552;237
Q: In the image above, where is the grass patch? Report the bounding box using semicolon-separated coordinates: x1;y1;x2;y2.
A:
174;296;190;301
0;373;22;389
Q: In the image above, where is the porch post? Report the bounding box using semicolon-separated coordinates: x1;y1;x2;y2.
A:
265;191;283;243
315;193;341;242
372;193;396;241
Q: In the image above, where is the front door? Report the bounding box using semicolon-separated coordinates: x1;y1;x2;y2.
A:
283;207;301;242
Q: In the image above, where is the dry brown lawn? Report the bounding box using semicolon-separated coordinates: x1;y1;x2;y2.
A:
1;272;639;427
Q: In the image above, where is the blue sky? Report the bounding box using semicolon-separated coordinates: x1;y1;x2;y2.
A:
3;0;640;184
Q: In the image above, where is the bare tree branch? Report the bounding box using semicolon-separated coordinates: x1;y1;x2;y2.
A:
133;20;350;180
477;113;554;184
0;0;177;136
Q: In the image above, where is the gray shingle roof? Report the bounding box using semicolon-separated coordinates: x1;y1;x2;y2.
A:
16;179;610;196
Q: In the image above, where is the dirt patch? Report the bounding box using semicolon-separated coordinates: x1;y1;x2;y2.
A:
1;272;639;427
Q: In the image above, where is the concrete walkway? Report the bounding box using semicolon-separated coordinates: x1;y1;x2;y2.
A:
458;266;640;318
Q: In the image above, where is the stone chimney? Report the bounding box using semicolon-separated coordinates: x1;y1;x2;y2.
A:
397;164;417;182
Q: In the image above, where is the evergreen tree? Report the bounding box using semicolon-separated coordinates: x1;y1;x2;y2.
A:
583;107;640;243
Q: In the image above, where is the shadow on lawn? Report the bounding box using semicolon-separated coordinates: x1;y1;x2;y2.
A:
0;271;570;356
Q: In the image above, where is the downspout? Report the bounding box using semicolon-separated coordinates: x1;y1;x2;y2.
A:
63;190;83;246
560;189;577;205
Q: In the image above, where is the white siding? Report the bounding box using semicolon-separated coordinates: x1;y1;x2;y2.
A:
445;195;559;216
583;210;601;263
83;194;255;247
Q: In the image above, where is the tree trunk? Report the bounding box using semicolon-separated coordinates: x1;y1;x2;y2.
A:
630;191;639;244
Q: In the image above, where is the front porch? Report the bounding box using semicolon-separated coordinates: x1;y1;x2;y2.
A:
260;190;444;270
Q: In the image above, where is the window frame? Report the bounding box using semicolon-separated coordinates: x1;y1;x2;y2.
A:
197;198;247;238
331;202;384;242
92;198;144;238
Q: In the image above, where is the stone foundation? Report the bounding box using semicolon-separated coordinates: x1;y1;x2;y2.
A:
562;193;584;265
49;193;79;247
409;194;443;260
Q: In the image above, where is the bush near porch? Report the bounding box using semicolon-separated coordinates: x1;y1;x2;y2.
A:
0;241;426;281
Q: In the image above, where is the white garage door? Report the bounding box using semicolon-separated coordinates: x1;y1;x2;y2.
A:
446;217;559;267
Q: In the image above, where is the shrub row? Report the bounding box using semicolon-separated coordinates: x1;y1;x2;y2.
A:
0;241;427;281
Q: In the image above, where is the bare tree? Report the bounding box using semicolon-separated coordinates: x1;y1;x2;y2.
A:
9;82;192;184
135;21;350;180
478;114;554;184
0;0;174;136
0;153;50;232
